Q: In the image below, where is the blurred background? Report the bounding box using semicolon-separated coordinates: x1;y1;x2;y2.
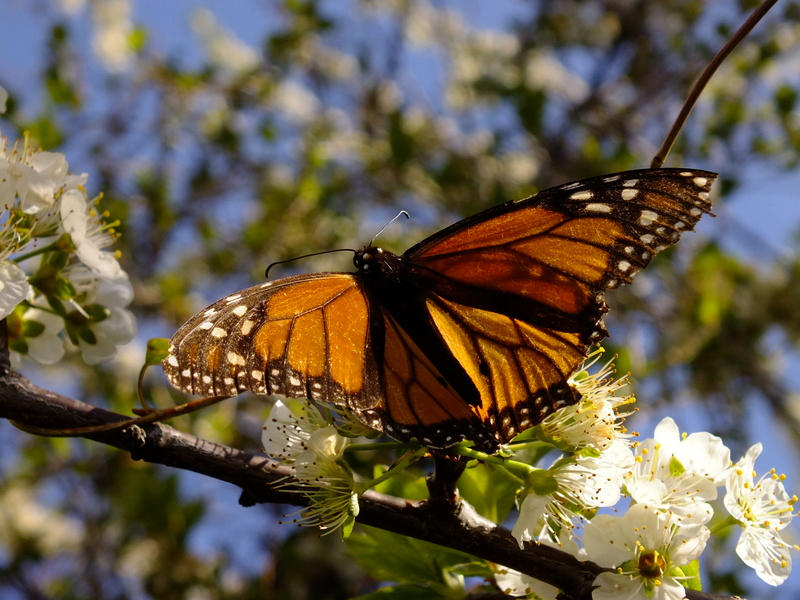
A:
1;1;799;598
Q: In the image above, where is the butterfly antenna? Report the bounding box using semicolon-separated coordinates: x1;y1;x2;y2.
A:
265;248;355;279
370;210;410;246
651;0;778;168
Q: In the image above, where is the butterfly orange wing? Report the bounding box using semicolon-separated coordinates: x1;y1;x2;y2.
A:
163;273;382;420
405;168;716;443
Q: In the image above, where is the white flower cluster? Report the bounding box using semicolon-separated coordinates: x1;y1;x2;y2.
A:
500;366;799;600
261;355;798;597
261;399;359;533
0;88;135;365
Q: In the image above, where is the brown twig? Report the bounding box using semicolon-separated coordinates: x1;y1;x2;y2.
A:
651;0;779;168
0;368;743;600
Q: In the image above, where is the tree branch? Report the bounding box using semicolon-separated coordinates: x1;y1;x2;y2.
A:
0;369;740;600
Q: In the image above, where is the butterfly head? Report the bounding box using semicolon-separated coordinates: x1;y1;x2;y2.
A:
354;246;403;278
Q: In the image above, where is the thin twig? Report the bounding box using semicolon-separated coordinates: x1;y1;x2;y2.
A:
651;0;779;168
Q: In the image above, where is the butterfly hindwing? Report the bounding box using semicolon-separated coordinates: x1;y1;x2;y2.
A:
425;294;583;442
360;307;492;449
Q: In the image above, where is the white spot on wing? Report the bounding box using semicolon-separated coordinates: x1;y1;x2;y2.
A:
199;321;214;330
570;190;594;201
693;176;708;187
240;319;255;335
623;179;639;187
232;305;247;317
167;354;179;367
227;351;246;366
621;188;638;200
585;203;612;213
211;327;228;338
639;210;658;226
618;260;631;272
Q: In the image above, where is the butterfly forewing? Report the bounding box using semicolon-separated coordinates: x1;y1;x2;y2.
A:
163;273;381;411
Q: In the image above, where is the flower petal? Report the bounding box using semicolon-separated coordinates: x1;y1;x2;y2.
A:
0;261;30;319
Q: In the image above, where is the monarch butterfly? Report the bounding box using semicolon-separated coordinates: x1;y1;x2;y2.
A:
163;168;715;451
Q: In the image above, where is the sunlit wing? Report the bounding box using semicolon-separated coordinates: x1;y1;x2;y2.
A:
163;273;381;413
405;168;716;440
366;307;492;449
426;294;584;443
408;168;715;341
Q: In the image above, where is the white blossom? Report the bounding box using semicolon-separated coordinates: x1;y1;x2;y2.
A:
625;417;729;524
22;307;66;365
271;80;321;125
67;268;136;364
724;443;798;585
60;188;125;279
584;504;709;600
0;260;30;320
91;0;135;72
513;441;631;545
0;143;79;215
262;398;338;463
540;357;635;452
263;399;358;533
493;564;559;599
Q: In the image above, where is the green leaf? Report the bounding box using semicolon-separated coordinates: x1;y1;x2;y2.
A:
371;463;429;499
22;320;46;338
9;338;29;354
129;26;148;51
145;337;171;366
85;304;110;322
673;558;702;591
346;525;479;588
351;583;453;600
78;326;97;345
775;84;797;116
457;460;520;522
24;114;64;150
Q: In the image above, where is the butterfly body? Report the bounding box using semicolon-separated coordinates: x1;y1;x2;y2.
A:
164;168;716;451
